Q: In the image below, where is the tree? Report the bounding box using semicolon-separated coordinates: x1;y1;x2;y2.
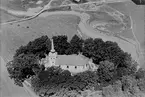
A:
91;38;105;64
82;38;124;65
77;71;99;90
52;35;70;55
7;54;40;86
66;34;84;55
31;67;69;96
27;35;51;57
137;77;145;93
32;65;42;75
31;67;100;96
135;68;145;93
31;76;43;93
82;38;94;58
116;54;137;77
121;75;135;91
121;75;140;96
14;46;29;57
102;81;124;97
97;60;117;84
103;41;123;64
14;35;51;58
135;68;145;79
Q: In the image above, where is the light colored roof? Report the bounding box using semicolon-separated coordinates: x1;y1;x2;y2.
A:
56;54;89;66
24;78;32;87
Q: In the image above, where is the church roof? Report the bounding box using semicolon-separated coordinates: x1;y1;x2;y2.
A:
56;54;89;66
46;38;89;66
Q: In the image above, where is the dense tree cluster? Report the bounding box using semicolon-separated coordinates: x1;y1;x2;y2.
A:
14;35;51;59
6;54;40;86
13;34;134;71
82;38;122;64
52;35;70;55
66;35;84;55
31;66;99;96
102;69;145;97
31;66;145;97
6;34;140;96
97;60;117;84
135;68;145;79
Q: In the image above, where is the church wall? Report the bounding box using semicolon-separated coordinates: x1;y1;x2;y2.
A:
60;65;88;73
45;62;51;68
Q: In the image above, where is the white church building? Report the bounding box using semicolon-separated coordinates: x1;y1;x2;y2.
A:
39;38;98;74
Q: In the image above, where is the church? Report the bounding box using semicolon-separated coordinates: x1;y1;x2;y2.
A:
39;38;98;74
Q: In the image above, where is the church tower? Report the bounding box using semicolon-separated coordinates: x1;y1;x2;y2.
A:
48;38;57;66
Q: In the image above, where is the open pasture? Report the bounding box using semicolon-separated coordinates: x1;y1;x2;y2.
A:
86;9;116;24
1;0;27;11
49;0;65;7
0;0;51;11
1;13;81;62
85;4;139;45
105;1;144;51
86;9;126;37
85;2;144;67
0;9;25;23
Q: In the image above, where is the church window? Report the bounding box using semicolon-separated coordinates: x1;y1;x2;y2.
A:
75;66;77;69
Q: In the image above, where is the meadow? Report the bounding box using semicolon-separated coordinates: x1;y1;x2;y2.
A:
1;13;81;62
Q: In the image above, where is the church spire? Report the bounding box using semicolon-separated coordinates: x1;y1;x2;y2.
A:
51;38;55;52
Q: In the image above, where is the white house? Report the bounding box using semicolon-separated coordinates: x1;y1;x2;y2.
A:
39;38;98;74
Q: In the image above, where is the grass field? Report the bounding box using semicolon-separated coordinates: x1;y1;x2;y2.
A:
107;1;144;51
0;9;24;23
1;13;81;62
106;1;145;68
0;0;51;11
